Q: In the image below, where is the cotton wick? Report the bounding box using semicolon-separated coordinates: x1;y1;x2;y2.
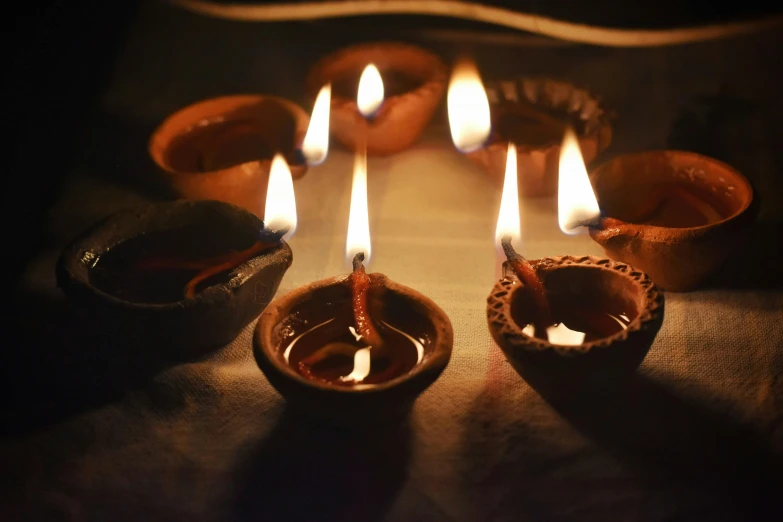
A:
500;236;552;340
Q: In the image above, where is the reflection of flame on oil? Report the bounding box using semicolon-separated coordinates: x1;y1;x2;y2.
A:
284;319;424;385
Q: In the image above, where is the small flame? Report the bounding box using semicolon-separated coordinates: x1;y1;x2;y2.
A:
264;154;297;241
447;59;491;153
494;143;521;250
301;84;331;165
357;64;384;117
345;148;371;266
558;128;601;234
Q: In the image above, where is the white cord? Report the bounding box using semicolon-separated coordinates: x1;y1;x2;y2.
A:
170;0;783;47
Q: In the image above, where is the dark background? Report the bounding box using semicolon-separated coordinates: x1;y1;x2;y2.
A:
7;0;783;288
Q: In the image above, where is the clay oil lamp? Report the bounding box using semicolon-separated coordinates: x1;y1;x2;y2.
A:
484;132;664;392
57;155;299;355
586;150;755;291
254;147;453;415
306;42;448;155
459;74;611;198
149;89;331;217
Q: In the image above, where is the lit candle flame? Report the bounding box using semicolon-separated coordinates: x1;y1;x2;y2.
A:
494;143;520;251
264;154;297;241
301;83;331;165
447;59;491;153
558;128;601;234
357;64;384;118
345;147;371;266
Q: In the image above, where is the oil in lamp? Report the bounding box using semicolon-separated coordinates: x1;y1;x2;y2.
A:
480;125;664;391
57;154;299;354
254;148;453;414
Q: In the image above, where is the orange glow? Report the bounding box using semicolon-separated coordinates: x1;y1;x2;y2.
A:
264;154;297;240
558;128;600;234
301;84;331;165
447;60;491;153
357;64;384;117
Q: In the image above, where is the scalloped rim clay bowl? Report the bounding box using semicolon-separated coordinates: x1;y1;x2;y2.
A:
149;95;309;218
306;42;448;156
255;273;453;416
588;151;755;291
468;77;612;198
487;256;664;393
57;201;293;356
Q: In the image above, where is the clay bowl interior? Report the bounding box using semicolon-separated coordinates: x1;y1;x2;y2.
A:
487;256;664;397
306;42;448;155
589;151;755;291
255;273;453;417
57;200;293;357
468;77;612;197
149;95;309;217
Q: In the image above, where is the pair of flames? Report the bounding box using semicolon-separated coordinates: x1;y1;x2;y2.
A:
447;61;601;247
265;64;385;266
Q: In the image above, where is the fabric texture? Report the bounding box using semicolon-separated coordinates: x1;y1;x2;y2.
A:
3;2;782;521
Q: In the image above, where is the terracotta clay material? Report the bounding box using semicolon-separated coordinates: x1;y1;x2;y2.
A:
254;273;453;415
469;77;611;197
149;95;309;218
487;256;664;392
588;151;755;292
306;42;448;156
57;201;293;356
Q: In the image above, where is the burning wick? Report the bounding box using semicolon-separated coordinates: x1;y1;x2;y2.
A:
348;252;385;350
500;236;553;341
298;252;391;383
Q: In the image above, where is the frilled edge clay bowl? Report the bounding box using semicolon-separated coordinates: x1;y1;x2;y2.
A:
57;201;293;357
306;42;448;156
588;151;756;292
149;95;309;218
468;77;612;197
487;256;664;395
255;273;453;416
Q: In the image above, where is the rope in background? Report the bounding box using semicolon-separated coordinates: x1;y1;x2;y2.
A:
170;0;783;47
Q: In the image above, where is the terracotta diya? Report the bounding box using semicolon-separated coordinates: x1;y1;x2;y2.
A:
149;94;310;217
483;135;663;393
57;199;294;355
587;151;755;291
254;150;452;413
306;42;448;155
487;243;664;390
466;76;611;198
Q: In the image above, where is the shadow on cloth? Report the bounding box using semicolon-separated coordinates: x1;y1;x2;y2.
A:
233;405;412;522
706;218;783;290
1;293;205;436
464;370;783;521
76;109;169;198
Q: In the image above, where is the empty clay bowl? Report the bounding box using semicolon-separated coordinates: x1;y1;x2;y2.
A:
57;200;293;356
306;42;448;155
254;273;453;415
487;256;664;393
469;77;611;197
588;151;755;291
149;95;309;218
